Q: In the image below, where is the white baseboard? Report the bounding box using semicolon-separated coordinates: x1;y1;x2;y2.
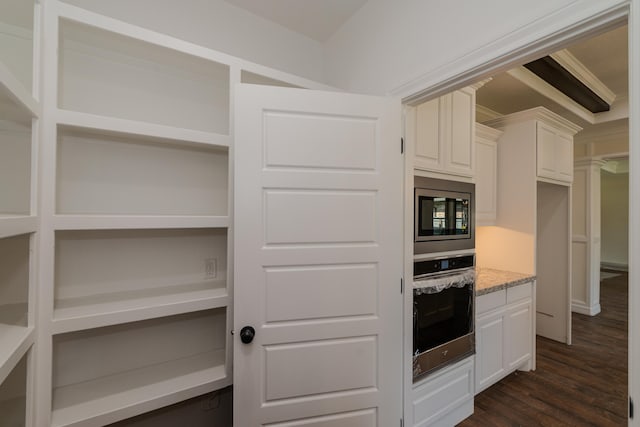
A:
601;261;628;271
572;301;601;316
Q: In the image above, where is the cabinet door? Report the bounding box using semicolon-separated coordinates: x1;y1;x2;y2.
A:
446;89;474;176
555;133;573;182
475;309;506;393
475;138;497;225
415;98;442;171
536;122;557;180
506;299;533;371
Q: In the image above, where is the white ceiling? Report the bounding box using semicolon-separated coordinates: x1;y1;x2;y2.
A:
223;0;368;42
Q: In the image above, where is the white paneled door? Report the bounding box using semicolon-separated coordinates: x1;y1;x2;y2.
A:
234;85;403;426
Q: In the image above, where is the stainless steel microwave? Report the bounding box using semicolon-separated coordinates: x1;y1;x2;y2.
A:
414;176;475;254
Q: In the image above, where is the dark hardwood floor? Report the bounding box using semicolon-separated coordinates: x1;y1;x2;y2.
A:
459;271;628;426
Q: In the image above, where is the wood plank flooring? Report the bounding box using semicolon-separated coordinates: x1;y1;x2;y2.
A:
459;271;628;426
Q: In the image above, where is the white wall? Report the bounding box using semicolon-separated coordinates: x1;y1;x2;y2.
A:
601;170;629;269
59;0;326;83
324;0;627;96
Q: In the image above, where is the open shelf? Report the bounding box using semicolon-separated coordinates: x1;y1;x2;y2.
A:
0;349;28;427
56;127;229;216
0;325;33;387
0;216;37;239
108;387;233;427
0;233;30;327
53;215;228;231
0;118;33;217
51;309;228;427
0;61;38;119
54;229;228;329
58;18;230;134
57;110;231;148
0;0;37;118
53;281;228;334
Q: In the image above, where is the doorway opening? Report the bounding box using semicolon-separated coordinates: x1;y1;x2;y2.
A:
408;19;631;425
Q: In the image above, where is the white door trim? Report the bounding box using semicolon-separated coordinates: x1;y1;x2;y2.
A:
392;1;629;104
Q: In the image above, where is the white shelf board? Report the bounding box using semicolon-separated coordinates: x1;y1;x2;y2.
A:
55;1;335;93
0;216;37;239
51;350;228;427
56;110;231;149
0;325;34;386
0;60;39;118
53;215;229;230
52;283;229;334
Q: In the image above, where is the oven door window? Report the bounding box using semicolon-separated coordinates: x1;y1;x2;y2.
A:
413;283;473;355
416;191;470;238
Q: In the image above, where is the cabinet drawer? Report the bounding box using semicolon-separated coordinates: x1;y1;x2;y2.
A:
412;357;473;427
507;282;532;304
476;289;506;315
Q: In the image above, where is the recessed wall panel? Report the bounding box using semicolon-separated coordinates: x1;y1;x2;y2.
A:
264;112;376;170
572;168;587;235
265;337;376;401
264;190;376;245
265;264;377;322
265;409;376;427
572;241;588;303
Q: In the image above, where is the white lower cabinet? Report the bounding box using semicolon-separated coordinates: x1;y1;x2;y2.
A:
506;300;534;371
411;357;474;427
475;281;534;394
475;307;506;392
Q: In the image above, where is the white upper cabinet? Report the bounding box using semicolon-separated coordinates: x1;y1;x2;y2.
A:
536;122;575;183
484;107;581;186
414;87;477;178
475;123;502;226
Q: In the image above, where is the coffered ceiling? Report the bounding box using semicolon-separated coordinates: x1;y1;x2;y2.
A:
476;24;628;140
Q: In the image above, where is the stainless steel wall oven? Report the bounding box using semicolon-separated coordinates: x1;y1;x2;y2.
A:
413;254;475;382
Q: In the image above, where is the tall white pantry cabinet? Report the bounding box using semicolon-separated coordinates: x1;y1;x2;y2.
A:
0;1;330;426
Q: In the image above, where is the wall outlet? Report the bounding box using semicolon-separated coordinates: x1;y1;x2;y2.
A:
205;258;217;279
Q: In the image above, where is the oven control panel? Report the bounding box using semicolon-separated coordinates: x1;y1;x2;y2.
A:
413;254;474;277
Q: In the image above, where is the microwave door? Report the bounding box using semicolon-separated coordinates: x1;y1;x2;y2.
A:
419;196;435;237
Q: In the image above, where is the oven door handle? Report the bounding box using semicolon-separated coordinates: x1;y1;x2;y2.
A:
413;267;475;295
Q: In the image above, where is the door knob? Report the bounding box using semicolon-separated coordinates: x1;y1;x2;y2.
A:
240;326;255;344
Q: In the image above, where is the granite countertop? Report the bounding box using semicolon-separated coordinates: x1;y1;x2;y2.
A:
475;268;536;296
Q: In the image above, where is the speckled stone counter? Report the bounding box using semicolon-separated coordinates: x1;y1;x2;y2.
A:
475;268;536;296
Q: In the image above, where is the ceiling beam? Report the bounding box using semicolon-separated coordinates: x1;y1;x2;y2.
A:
506;67;596;124
523;56;610;113
550;49;616;106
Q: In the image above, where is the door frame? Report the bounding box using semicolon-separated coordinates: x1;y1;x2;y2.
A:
392;1;638;424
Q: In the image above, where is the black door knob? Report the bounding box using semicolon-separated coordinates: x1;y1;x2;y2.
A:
240;326;255;344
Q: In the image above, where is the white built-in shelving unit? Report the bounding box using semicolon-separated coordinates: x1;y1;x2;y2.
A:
38;4;234;426
28;1;332;426
1;0;40;425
